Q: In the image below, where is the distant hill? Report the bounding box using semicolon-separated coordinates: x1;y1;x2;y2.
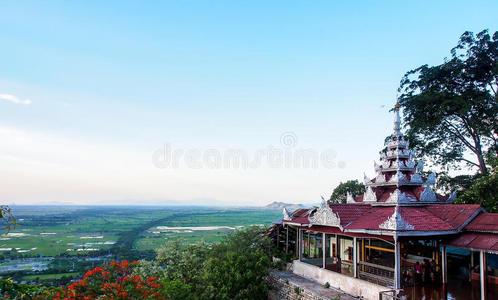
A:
263;201;305;211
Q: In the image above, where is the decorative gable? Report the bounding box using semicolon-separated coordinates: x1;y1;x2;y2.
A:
309;201;342;228
283;208;291;221
379;206;414;230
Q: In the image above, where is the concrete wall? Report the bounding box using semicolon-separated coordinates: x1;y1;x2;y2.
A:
293;260;387;300
267;273;336;300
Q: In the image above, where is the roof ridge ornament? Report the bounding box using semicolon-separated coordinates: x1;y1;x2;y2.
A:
447;191;457;203
379;206;414;231
425;172;436;185
309;203;342;228
420;185;437;202
410;173;423;184
283;207;291;221
346;192;356;204
363;186;377;202
385;189;415;203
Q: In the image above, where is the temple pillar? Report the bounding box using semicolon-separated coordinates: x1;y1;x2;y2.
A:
470;250;474;282
353;237;358;278
307;231;311;256
298;229;302;261
480;250;488;300
276;226;279;247
442;245;448;284
295;227;299;258
285;225;289;254
394;239;401;290
322;232;326;268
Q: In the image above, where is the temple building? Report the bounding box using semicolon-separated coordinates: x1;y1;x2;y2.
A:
268;103;498;300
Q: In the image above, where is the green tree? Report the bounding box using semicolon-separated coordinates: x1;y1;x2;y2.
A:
1;205;16;234
454;151;498;212
141;227;275;300
201;227;272;300
454;167;498;212
329;180;365;203
398;29;498;176
156;239;211;285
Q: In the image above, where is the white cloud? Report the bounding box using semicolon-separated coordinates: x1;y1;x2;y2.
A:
0;94;31;105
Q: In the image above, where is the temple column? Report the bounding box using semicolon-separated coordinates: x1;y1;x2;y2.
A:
394;238;401;290
298;229;302;261
322;232;326;268
442;246;448;285
470;250;474;282
295;227;299;258
353;237;358;278
307;231;311;257
480;250;488;300
276;226;279;247
285;225;289;254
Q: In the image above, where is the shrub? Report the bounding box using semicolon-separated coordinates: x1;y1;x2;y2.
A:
35;261;165;300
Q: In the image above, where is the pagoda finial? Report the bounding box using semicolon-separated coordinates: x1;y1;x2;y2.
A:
393;100;401;137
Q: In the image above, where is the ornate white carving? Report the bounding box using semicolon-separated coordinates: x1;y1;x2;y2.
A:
416;160;424;172
420;186;437;202
394;159;405;169
386;149;410;159
388;170;407;184
447;191;457;203
382;160;391;168
363;173;371;185
425;172;436;185
363;186;377;202
379;206;414;231
309;202;341;228
385;189;415;203
346;192;356;204
387;140;409;149
374;161;381;172
375;173;386;184
405;160;416;169
283;208;291;221
410;173;423;184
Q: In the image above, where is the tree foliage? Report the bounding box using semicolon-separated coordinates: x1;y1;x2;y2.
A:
134;226;275;300
454;151;498;212
1;205;16;234
398;29;498;176
328;180;365;203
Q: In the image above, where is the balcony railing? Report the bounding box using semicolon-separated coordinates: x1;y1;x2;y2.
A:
357;261;394;287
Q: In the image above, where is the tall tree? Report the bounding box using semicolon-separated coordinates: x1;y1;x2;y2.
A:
329;180;365;204
398;29;498;176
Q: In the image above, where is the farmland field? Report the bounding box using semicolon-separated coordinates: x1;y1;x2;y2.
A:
0;205;281;285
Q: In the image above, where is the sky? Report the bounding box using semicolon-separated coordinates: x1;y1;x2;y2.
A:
1;1;497;206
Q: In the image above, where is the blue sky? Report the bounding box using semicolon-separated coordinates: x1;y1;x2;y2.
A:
1;1;497;206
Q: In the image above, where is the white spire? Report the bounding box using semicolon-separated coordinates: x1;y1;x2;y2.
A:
393;101;402;137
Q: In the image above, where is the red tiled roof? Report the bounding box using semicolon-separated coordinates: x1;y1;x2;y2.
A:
465;213;498;233
445;232;498;252
284;203;482;233
301;225;395;241
291;208;309;218
428;204;482;229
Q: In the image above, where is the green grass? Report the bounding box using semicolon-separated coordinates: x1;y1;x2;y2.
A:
2;206;281;257
22;272;80;281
